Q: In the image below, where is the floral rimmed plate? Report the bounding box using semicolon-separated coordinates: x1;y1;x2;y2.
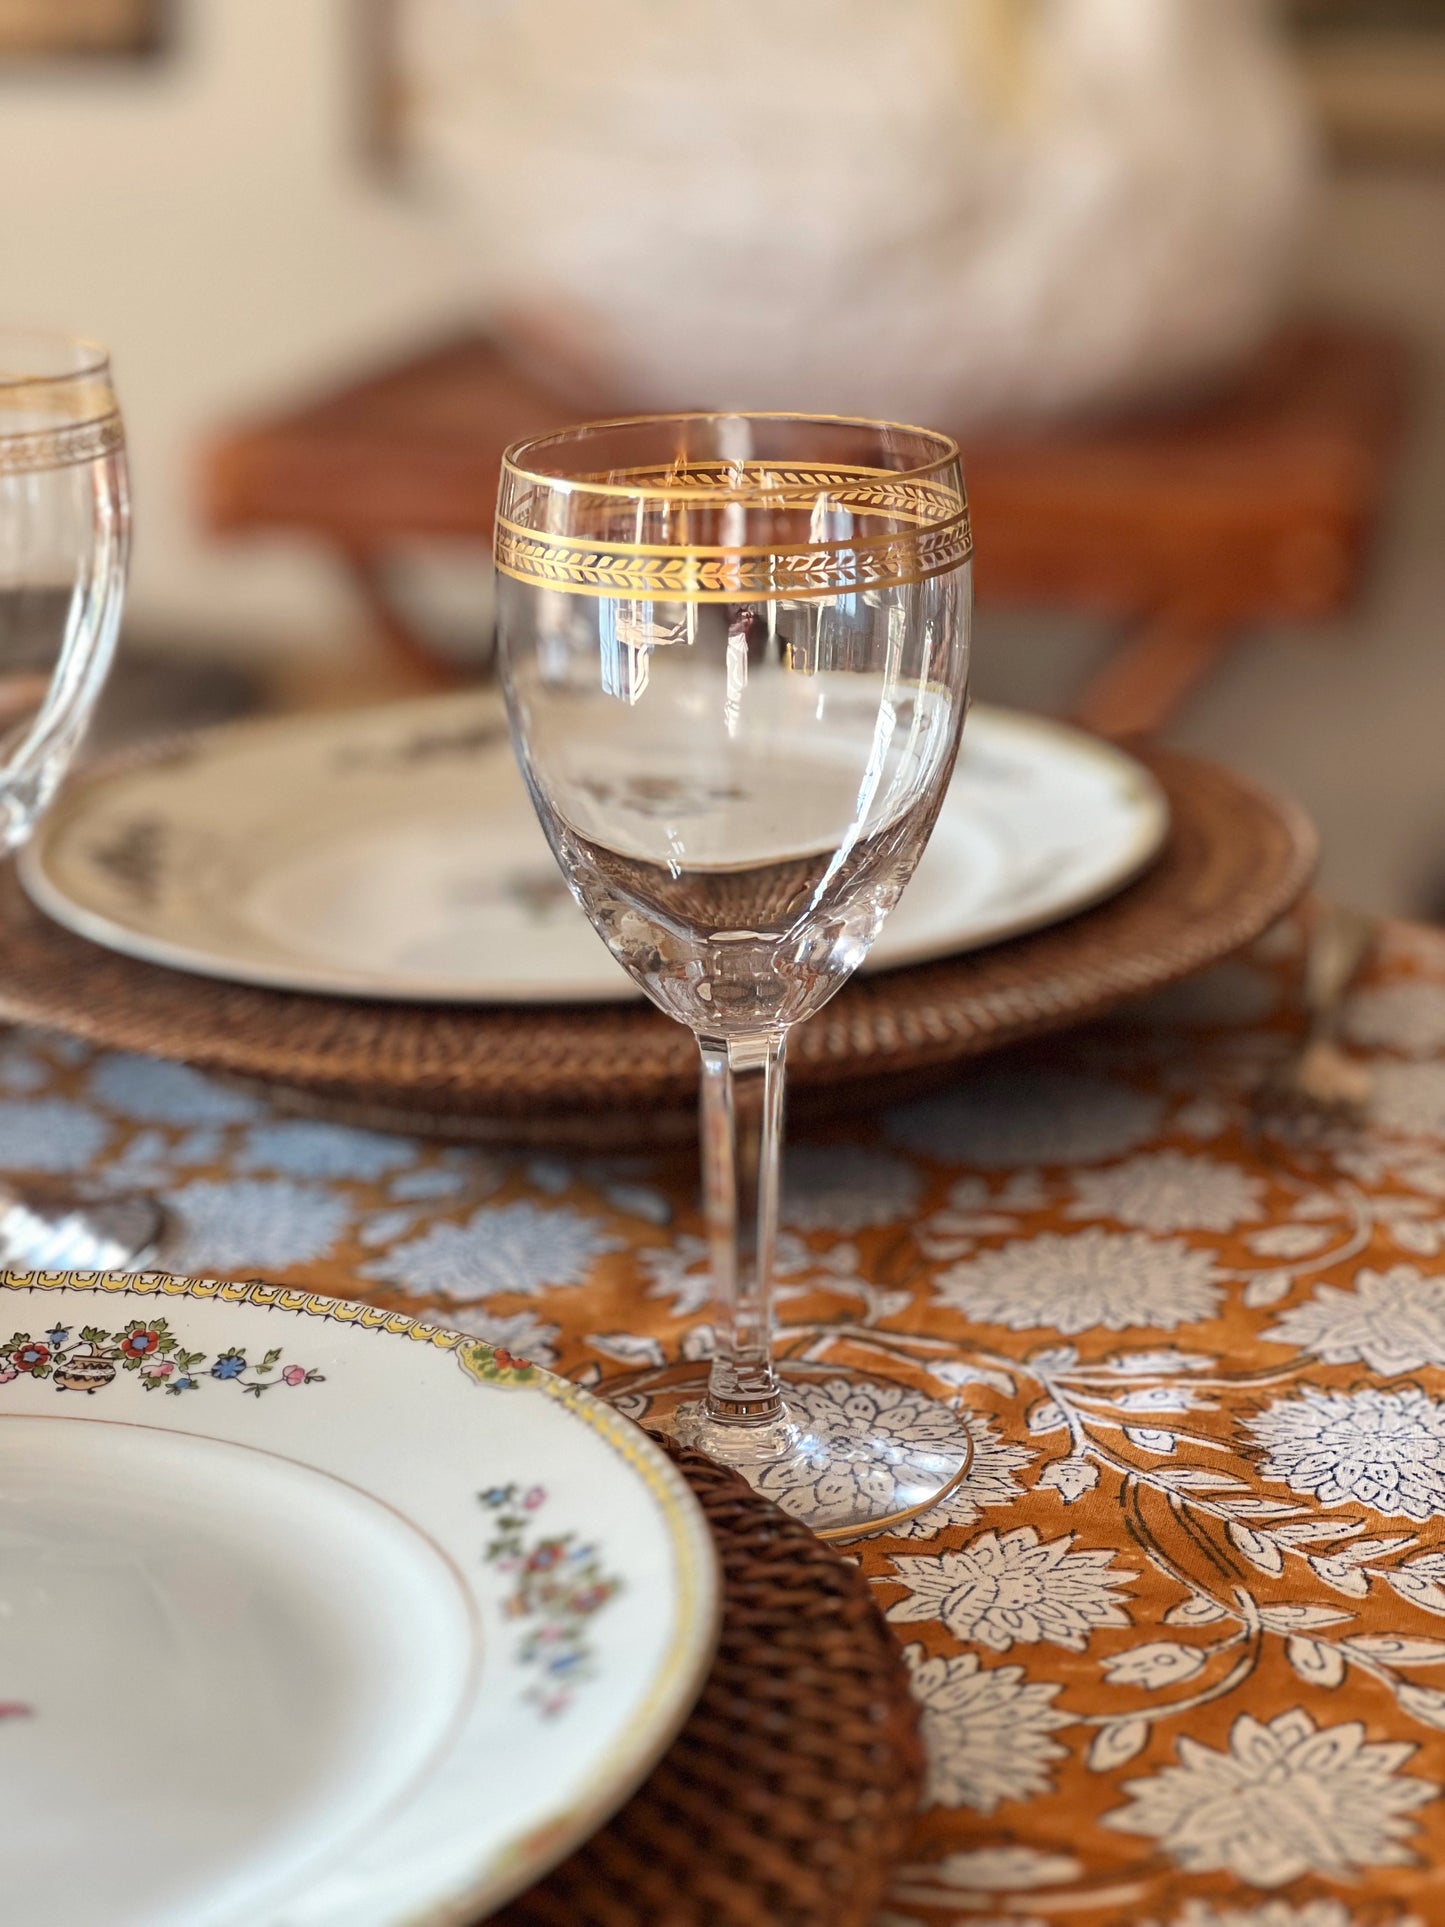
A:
0;1271;718;1927
21;691;1168;1004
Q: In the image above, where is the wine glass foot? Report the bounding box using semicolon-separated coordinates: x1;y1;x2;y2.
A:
609;1359;973;1541
0;1184;166;1272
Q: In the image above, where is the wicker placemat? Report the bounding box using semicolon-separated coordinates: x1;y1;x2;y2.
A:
495;1439;923;1927
0;748;1314;1145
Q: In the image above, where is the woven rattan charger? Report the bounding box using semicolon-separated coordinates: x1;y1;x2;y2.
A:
0;746;1314;1147
496;1439;923;1927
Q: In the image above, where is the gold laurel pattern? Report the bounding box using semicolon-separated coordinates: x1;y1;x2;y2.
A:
554;463;963;520
494;511;972;602
0;412;124;476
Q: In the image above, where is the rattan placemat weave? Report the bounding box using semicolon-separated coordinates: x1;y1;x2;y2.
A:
495;1440;923;1927
0;748;1314;1146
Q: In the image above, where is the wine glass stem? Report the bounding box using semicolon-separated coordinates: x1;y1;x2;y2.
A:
698;1029;788;1428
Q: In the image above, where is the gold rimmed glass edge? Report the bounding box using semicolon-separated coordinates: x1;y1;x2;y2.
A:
0;330;123;476
496;410;970;602
500;407;963;500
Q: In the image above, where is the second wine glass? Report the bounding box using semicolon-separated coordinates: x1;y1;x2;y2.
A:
496;413;973;1536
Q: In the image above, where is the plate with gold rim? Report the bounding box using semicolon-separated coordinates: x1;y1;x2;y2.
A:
0;1270;718;1927
21;690;1168;1004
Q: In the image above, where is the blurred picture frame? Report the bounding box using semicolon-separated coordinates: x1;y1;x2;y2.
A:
1289;0;1445;160
0;0;165;59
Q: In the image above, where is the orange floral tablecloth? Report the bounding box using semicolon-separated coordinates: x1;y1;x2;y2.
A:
10;909;1445;1927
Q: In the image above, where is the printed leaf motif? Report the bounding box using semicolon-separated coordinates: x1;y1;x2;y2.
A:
1221;1499;1310;1520
1102;1350;1215;1376
1294;1190;1343;1219
1102;1642;1207;1689
1027;1399;1067;1435
1123;1427;1176;1454
1153;1468;1249;1491
1088;1719;1150;1771
1271;1519;1368;1548
1164;1595;1229;1627
1229;1523;1284;1576
1287;1636;1346;1688
932;1361;1016;1397
1258;1604;1352;1632
1312;1537;1415;1598
1038;1455;1098;1503
1242;1270;1295;1309
585;1331;666;1367
1386;1217;1445;1257
1344;1635;1445;1667
1396;1683;1445;1730
1248;1223;1333;1260
1387;1569;1445;1616
1027;1345;1080;1373
1311;1553;1373;1598
1111;1387;1202;1414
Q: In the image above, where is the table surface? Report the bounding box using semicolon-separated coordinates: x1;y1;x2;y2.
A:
7;908;1445;1926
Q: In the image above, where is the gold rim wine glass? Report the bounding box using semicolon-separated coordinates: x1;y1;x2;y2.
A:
496;412;973;1536
0;330;162;1269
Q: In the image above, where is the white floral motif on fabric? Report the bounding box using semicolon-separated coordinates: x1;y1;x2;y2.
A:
1102;1709;1436;1884
935;1229;1223;1334
902;1643;1071;1813
0;1098;110;1175
364;1201;621;1298
894;1846;1081;1892
1066;1151;1265;1233
236;1119;416;1181
88;1052;263;1125
1264;1267;1445;1375
886;1069;1164;1170
888;1410;1035;1538
752;1377;970;1529
782;1142;923;1232
885;1527;1133;1652
164;1177;351;1271
1158;1902;1423;1927
1247;1385;1445;1521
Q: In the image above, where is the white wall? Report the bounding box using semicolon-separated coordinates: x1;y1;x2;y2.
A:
0;0;483;654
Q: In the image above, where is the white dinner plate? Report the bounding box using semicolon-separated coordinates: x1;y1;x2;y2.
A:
0;1271;717;1927
22;691;1168;1004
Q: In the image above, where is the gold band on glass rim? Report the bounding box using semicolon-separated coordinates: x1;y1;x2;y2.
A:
495;509;972;602
496;420;971;601
0;411;124;476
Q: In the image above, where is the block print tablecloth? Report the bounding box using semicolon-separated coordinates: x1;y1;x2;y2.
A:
7;911;1445;1927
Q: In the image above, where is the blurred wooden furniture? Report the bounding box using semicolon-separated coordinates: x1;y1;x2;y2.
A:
201;322;1405;737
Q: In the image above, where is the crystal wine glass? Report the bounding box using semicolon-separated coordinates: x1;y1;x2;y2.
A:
496;413;973;1536
0;330;161;1269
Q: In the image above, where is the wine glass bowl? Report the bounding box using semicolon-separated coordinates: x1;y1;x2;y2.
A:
0;329;162;1270
497;413;973;1536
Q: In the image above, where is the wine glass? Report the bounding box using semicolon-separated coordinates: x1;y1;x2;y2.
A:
496;413;973;1537
0;330;162;1269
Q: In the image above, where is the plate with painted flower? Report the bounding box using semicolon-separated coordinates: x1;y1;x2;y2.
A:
0;1270;717;1926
